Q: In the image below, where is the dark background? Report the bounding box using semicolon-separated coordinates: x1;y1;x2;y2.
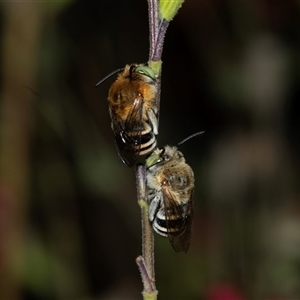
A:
1;1;300;299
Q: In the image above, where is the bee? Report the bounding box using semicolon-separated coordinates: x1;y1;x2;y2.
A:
146;146;194;253
145;132;204;252
96;64;158;167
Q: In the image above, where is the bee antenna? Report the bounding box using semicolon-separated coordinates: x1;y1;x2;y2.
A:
95;68;124;87
129;64;135;78
177;131;205;146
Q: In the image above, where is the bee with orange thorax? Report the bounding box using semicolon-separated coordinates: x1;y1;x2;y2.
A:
97;64;158;167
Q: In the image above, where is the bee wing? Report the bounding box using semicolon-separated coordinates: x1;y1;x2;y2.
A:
162;188;194;253
110;99;144;167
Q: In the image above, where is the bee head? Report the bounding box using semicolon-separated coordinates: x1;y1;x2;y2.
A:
159;147;168;159
133;65;156;82
146;146;169;169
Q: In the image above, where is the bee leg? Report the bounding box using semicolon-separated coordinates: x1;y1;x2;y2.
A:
147;109;158;135
148;194;161;222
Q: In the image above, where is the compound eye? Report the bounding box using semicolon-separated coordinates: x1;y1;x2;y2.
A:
162;153;170;160
158;147;169;160
135;66;156;80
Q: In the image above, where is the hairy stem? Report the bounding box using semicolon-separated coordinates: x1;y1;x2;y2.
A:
147;0;159;61
136;1;185;298
136;165;156;297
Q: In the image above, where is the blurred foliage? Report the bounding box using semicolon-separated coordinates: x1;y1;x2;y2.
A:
0;0;300;299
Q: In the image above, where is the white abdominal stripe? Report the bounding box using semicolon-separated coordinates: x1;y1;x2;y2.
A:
152;218;168;237
137;132;157;155
152;208;186;237
128;128;157;156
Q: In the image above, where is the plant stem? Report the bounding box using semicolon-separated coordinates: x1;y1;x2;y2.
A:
136;1;185;298
136;165;157;298
147;0;159;61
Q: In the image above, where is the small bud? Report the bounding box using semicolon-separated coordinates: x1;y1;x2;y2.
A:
159;0;184;22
